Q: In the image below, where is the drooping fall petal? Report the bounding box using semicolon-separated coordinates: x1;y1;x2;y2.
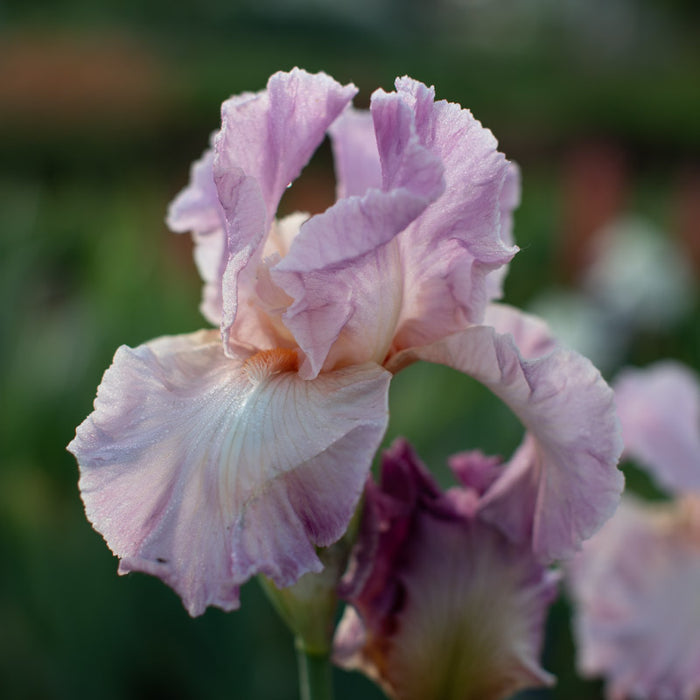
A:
386;305;624;561
69;330;390;615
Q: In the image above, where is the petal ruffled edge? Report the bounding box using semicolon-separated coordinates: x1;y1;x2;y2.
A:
388;77;519;352
68;330;391;615
213;69;358;352
386;305;624;562
273;83;445;377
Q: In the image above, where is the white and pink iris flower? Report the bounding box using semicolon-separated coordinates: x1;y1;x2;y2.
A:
68;69;623;616
334;439;560;700
568;361;700;700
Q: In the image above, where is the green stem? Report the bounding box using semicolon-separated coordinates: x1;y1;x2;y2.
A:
296;638;334;700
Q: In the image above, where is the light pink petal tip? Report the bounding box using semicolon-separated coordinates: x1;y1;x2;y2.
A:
388;304;624;562
68;331;390;615
167;145;221;236
614;361;700;494
212;69;357;350
165;147;228;325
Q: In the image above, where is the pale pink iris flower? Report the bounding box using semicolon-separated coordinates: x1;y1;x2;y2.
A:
569;361;700;700
334;439;560;700
68;69;623;616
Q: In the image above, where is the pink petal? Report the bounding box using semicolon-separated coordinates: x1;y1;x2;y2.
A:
167;146;222;236
68;331;390;615
329;107;382;199
274;85;445;377
485;162;521;302
213;69;357;350
614;361;700;494
389;77;518;352
386;304;624;562
166;146;228;325
448;450;505;498
568;496;700;700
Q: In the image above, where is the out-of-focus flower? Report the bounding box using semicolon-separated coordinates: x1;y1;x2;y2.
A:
614;361;700;493
334;439;559;700
69;68;622;616
582;216;694;333
530;217;694;373
568;361;700;700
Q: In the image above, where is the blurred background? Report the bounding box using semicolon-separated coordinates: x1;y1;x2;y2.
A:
1;0;698;698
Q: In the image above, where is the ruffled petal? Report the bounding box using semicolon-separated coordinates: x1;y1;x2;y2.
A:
614;361;700;494
329;107;382;199
389;78;518;352
68;330;390;615
214;69;357;349
568;497;700;700
274;85;445;377
386;305;624;562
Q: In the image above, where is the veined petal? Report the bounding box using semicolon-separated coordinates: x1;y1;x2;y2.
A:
386;305;624;562
214;69;357;350
389;77;519;352
274;86;445;377
68;331;390;615
614;361;700;494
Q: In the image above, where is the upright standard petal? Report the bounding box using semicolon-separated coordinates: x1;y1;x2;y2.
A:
386;305;624;561
389;78;518;352
614;361;700;493
69;331;390;616
274;84;445;377
569;496;700;700
213;69;357;349
335;440;558;700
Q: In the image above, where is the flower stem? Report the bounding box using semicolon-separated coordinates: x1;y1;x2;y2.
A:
296;638;334;700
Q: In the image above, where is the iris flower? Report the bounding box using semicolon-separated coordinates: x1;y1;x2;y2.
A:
69;69;623;616
569;361;700;700
334;439;560;700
